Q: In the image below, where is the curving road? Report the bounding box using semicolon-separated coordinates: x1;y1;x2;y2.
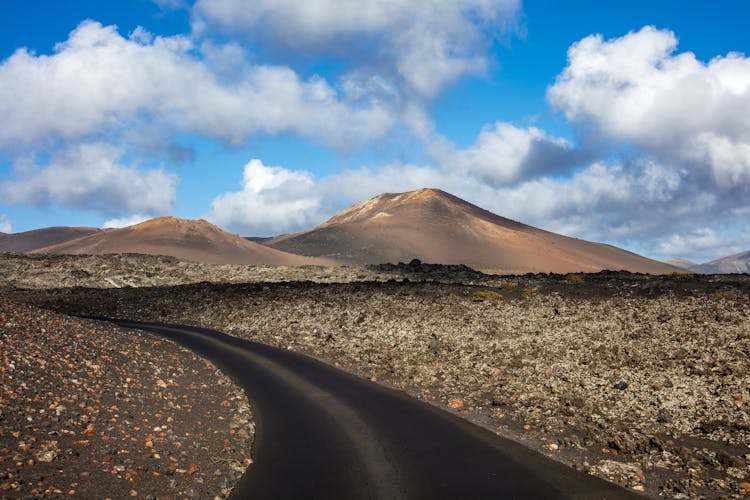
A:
113;320;643;500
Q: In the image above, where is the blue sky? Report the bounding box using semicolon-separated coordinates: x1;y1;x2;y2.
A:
0;1;749;262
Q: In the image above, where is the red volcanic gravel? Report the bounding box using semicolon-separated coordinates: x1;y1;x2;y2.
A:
0;299;252;498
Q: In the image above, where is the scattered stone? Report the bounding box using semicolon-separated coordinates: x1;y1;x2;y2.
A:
35;443;58;463
0;299;253;498
590;460;644;487
657;409;671;423
716;450;743;468
427;338;440;353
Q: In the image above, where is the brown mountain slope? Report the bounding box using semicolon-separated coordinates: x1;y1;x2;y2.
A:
692;250;750;274
33;217;333;267
0;227;102;253
267;188;683;274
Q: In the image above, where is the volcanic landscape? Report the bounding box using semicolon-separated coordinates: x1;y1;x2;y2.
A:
2;189;749;498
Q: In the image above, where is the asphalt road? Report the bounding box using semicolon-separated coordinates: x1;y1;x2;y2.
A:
113;320;644;500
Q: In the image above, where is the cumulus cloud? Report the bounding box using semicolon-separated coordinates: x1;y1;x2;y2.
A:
103;214;153;228
653;228;750;263
321;164;452;203
482;162;687;239
0;214;11;233
0;143;177;215
428;122;581;186
193;0;521;98
548;25;750;190
457;159;749;262
0;20;394;150
206;159;329;235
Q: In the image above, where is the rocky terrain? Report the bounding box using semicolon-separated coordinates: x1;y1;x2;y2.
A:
3;253;750;497
1;252;740;293
0;299;253;498
0;253;389;289
6;258;750;499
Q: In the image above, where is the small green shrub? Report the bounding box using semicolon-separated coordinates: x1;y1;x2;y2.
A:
498;281;517;290
471;290;502;302
521;287;538;298
564;274;585;285
667;272;696;280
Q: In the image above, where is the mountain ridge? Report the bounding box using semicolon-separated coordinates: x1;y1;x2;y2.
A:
690;250;750;274
0;226;103;253
3;189;702;273
31;216;332;267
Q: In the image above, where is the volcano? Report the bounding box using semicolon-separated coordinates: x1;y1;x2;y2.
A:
266;188;681;274
32;217;332;267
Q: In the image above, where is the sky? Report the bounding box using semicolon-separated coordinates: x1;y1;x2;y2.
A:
0;1;749;263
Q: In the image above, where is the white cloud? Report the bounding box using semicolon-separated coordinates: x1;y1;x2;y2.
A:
0;214;11;233
548;25;750;190
0;20;394;150
428;122;579;185
458;159;748;262
193;0;521;98
653;228;750;263
103;214;153;228
206;159;328;235
482;161;688;239
0;143;177;215
320;163;451;204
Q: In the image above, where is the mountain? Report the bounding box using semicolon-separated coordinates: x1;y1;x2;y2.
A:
0;227;102;253
32;217;333;267
266;188;682;274
692;250;750;274
664;258;697;270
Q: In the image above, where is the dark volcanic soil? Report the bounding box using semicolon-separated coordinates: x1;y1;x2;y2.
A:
9;269;750;499
0;299;252;498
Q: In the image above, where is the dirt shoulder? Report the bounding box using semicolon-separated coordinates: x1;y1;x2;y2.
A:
0;299;252;498
11;274;750;499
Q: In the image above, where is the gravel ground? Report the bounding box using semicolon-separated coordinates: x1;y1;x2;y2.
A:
2;252;747;297
5;254;750;498
13;276;750;499
0;253;390;289
0;299;253;498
